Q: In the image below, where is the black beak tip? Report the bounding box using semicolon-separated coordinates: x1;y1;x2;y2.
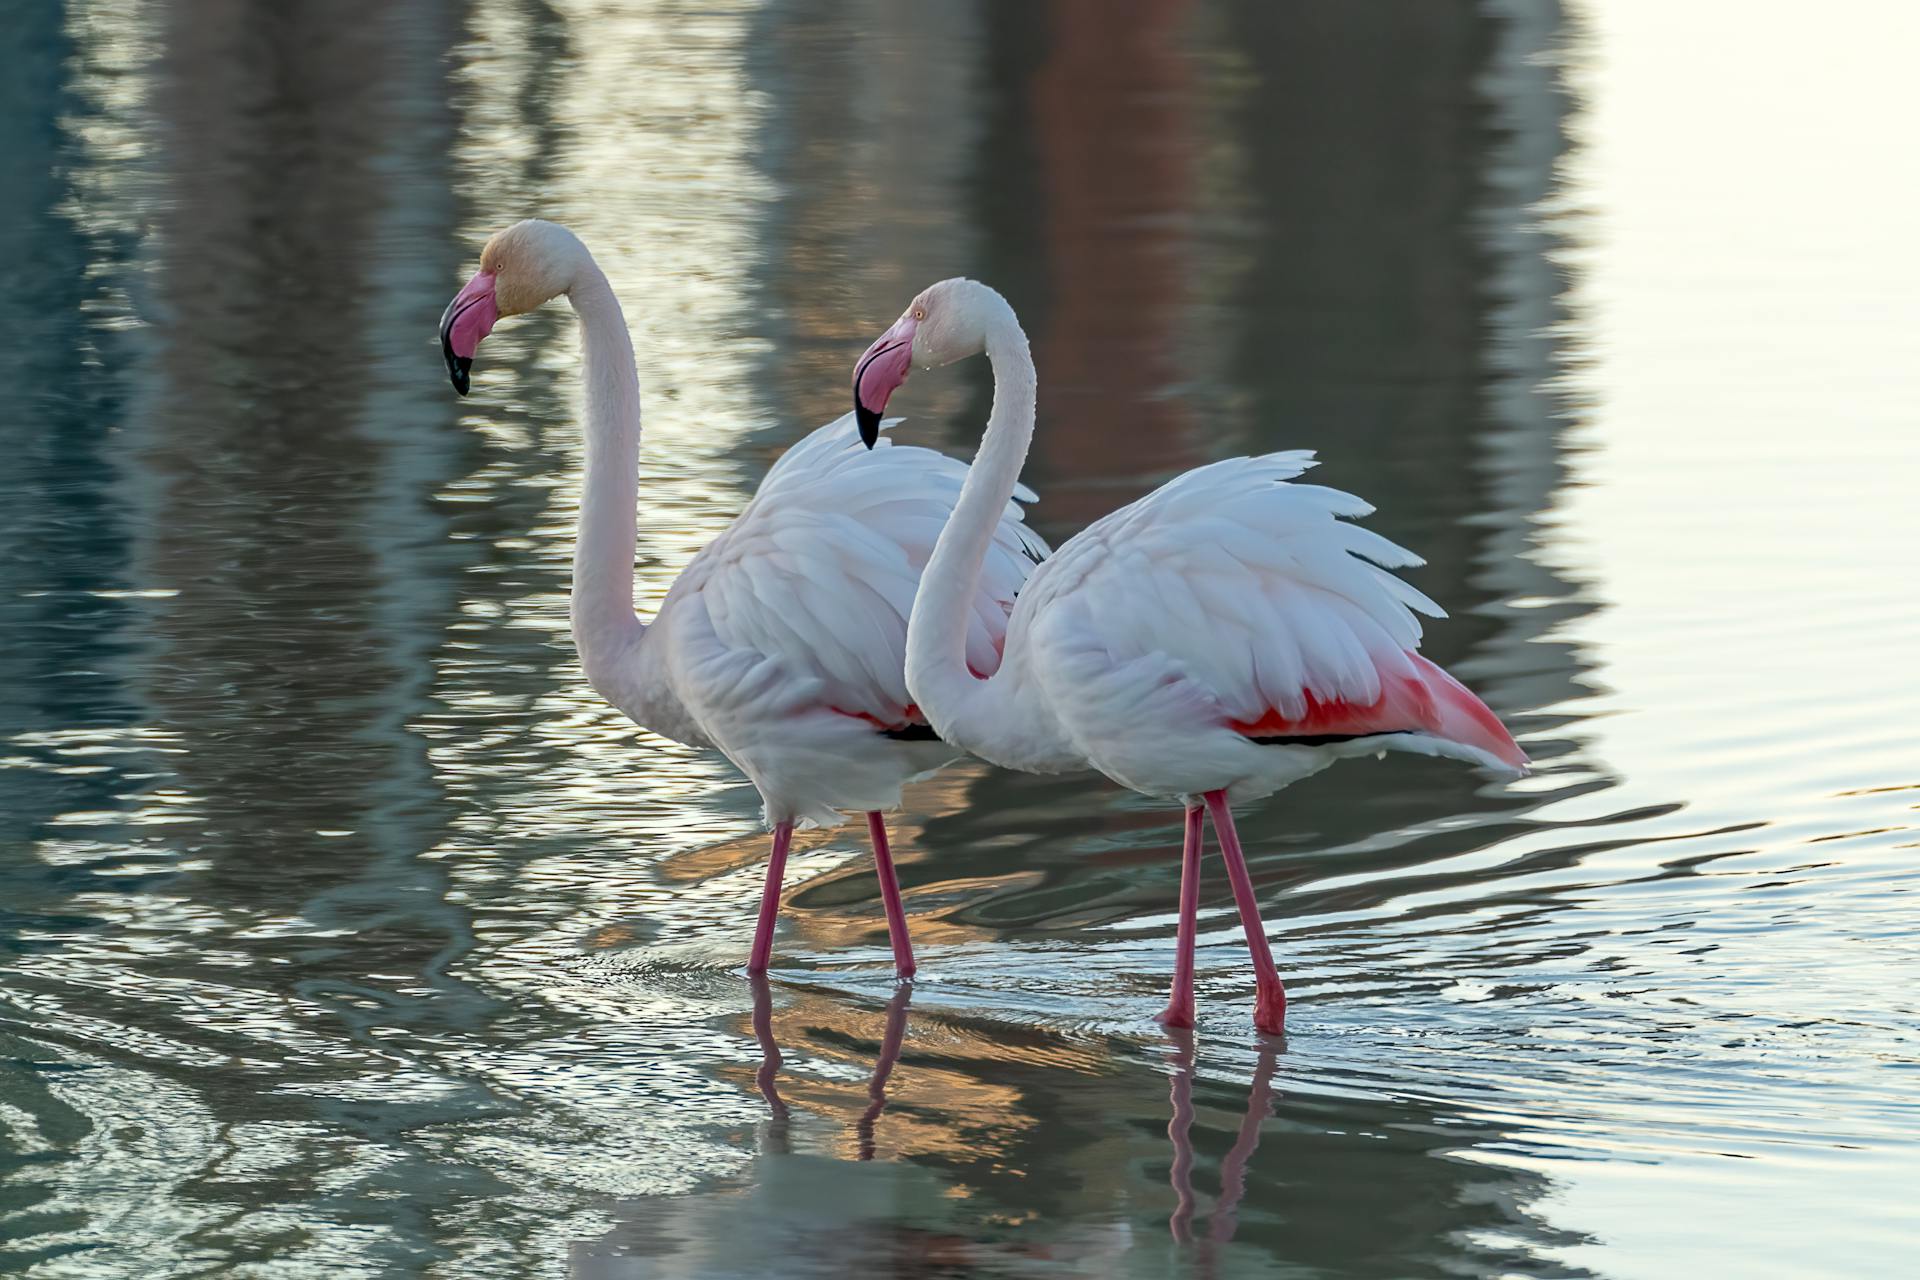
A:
447;353;472;397
855;403;880;449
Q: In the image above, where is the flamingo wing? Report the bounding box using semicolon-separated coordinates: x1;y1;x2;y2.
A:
1014;451;1524;770
671;414;1047;735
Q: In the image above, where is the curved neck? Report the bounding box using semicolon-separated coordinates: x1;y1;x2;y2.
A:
906;294;1036;732
565;265;646;665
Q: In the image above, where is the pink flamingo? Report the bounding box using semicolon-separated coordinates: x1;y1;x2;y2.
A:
852;280;1527;1032
440;223;1046;979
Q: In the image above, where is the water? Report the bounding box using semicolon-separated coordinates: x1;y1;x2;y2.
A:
3;1;1918;1275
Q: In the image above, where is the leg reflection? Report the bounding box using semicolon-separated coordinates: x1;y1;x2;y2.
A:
856;983;914;1161
749;972;791;1155
1163;1031;1283;1254
1164;1027;1198;1245
747;975;914;1162
1207;1036;1280;1251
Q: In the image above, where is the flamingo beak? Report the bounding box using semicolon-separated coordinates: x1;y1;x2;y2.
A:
439;270;499;396
851;314;918;448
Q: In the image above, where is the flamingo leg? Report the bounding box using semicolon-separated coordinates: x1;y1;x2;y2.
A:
1155;805;1205;1028
866;811;917;980
1202;790;1287;1034
746;821;795;973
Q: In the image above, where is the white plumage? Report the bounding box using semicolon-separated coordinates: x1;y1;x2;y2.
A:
999;449;1518;803
440;222;1045;979
853;277;1527;1032
640;413;1046;828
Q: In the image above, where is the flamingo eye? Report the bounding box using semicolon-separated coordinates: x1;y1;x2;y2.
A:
913;308;926;321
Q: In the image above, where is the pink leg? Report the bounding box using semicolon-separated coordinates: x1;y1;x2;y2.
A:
866;811;917;980
746;821;794;973
1154;806;1205;1028
1202;790;1287;1035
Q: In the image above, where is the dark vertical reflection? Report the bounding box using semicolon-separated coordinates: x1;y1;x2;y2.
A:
1021;0;1208;523
135;1;407;888
926;0;1590;924
132;0;481;995
1;2;505;1270
0;5;144;1271
740;0;988;444
0;0;145;842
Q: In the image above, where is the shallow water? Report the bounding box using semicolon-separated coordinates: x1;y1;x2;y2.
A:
4;1;1918;1276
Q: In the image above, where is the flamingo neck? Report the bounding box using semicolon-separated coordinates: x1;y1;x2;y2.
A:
564;265;646;673
906;293;1036;740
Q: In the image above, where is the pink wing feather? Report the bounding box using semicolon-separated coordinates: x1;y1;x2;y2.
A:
1013;450;1525;771
1228;652;1526;769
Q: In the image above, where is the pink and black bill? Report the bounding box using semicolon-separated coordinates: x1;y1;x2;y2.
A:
851;313;917;448
439;270;499;396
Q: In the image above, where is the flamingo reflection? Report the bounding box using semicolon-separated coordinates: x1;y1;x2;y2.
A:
748;972;792;1151
748;974;912;1161
1164;1029;1281;1259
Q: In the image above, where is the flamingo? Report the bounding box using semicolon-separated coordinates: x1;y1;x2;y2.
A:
851;279;1527;1033
439;222;1046;979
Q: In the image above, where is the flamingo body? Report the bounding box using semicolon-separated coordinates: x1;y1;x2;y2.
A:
999;451;1526;803
852;278;1526;1030
440;223;1045;978
626;413;1044;828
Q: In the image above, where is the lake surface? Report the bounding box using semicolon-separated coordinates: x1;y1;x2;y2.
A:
3;2;1918;1276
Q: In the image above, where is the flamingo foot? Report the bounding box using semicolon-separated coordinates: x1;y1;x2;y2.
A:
1252;977;1287;1036
1154;1002;1196;1030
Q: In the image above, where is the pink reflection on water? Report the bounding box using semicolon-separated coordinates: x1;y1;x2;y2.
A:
749;975;912;1162
1164;1028;1282;1261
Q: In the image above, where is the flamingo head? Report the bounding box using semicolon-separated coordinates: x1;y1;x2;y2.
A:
852;278;1004;447
440;219;591;396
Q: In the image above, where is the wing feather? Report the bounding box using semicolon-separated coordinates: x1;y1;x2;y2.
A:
1012;450;1443;730
673;414;1047;730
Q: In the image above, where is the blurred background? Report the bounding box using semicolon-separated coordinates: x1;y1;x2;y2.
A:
3;1;1918;1276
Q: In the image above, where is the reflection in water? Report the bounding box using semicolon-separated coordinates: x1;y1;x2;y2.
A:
3;0;1918;1276
582;982;1588;1278
749;973;791;1138
1162;1028;1278;1256
746;974;910;1162
576;981;1111;1279
855;984;913;1162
